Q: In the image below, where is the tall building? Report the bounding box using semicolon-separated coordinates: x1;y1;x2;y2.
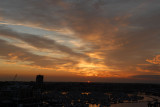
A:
36;75;43;84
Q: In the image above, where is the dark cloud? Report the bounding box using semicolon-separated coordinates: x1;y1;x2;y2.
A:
138;64;160;72
132;75;160;80
0;0;69;29
130;75;160;83
0;25;90;60
0;39;77;68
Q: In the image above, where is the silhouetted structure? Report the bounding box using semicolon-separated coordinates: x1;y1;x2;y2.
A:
35;75;44;91
36;75;43;84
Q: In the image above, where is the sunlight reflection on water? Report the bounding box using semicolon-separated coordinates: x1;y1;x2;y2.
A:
89;94;160;107
89;104;100;107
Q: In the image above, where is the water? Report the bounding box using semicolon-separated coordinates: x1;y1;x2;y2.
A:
89;94;160;107
89;102;147;107
111;102;147;107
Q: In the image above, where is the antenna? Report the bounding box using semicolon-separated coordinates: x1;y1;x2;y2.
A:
13;74;17;81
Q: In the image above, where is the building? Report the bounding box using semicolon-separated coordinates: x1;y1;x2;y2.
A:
36;75;43;84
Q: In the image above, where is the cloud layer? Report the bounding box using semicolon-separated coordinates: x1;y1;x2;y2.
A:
0;0;160;82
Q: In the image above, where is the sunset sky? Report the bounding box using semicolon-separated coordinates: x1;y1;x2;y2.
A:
0;0;160;83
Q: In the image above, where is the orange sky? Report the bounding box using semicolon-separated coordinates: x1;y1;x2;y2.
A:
0;0;160;83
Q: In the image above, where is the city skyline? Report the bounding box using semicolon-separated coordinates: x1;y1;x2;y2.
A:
0;0;160;83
